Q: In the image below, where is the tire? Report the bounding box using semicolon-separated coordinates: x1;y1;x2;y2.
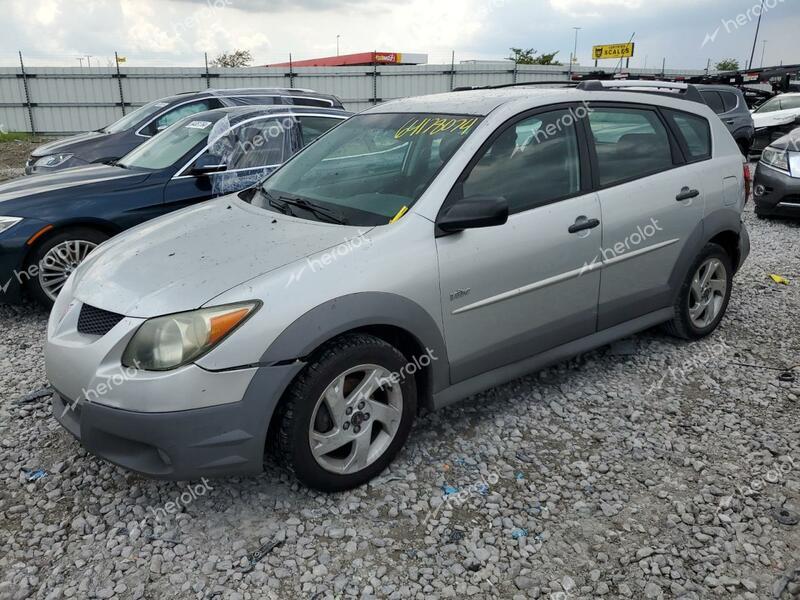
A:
736;139;751;158
275;333;417;492
663;243;733;340
26;228;109;308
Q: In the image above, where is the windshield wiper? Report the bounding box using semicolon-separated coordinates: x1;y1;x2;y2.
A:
274;194;349;225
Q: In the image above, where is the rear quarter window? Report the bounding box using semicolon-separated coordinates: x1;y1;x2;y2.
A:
700;91;725;115
719;91;740;113
663;109;712;162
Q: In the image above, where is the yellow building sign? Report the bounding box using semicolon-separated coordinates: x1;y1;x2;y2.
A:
592;43;635;60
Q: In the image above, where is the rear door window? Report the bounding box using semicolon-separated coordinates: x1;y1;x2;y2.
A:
663;109;712;162
700;91;726;115
587;107;675;187
719;91;740;113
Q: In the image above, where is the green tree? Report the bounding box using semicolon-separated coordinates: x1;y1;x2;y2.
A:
211;49;253;68
508;48;562;66
715;59;740;72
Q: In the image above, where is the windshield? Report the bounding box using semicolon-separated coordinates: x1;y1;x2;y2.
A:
253;113;483;226
755;95;800;114
102;99;171;134
117;116;220;170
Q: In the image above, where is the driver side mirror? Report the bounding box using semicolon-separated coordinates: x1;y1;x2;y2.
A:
437;196;509;235
191;154;227;176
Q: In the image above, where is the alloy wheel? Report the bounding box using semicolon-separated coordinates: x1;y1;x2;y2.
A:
38;240;98;302
308;364;403;475
688;257;727;329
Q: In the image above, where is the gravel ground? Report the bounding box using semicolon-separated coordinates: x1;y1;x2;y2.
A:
1;203;799;599
0;141;38;182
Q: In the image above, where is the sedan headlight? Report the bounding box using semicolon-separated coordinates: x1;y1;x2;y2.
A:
0;216;22;235
122;301;260;371
34;153;74;168
761;147;790;173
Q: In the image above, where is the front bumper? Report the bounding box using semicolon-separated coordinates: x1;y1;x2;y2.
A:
52;361;303;480
753;163;800;217
46;299;305;480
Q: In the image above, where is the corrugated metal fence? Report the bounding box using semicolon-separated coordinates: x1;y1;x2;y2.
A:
0;63;708;135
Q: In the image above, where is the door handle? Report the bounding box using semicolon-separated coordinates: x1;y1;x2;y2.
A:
676;187;700;202
568;216;600;234
725;119;736;125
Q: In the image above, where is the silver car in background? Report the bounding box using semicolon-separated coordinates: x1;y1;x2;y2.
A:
46;81;750;491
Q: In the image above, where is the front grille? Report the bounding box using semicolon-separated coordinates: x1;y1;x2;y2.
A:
77;304;125;336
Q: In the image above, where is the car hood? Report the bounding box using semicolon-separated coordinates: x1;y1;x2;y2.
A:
72;195;374;318
0;164;151;211
768;127;800;151
753;108;800;129
30;131;108;158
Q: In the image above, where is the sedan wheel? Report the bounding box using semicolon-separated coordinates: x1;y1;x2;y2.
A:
39;240;98;302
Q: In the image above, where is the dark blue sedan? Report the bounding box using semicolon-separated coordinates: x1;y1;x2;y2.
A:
0;105;350;306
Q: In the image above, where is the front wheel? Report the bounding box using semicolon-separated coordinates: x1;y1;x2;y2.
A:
275;333;417;492
27;228;109;308
663;243;733;340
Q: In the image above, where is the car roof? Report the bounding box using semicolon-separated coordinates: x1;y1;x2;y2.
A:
189;105;352;125
363;86;709;117
169;88;340;101
694;84;745;95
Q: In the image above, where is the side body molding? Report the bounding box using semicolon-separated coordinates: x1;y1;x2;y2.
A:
259;292;451;393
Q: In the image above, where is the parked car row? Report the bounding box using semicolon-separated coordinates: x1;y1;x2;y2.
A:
0;80;753;490
1;94;351;305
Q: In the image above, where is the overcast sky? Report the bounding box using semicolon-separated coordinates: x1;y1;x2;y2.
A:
0;0;797;70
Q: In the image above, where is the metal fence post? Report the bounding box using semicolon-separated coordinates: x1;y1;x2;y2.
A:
450;51;455;90
114;51;126;116
18;51;35;135
289;53;295;88
513;59;518;84
372;51;378;105
204;52;211;88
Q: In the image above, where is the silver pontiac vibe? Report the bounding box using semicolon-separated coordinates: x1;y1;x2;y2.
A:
46;81;750;491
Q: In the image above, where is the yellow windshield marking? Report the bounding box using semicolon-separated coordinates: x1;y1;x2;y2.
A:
389;205;409;223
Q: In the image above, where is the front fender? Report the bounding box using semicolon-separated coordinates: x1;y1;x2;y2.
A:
259;292;450;393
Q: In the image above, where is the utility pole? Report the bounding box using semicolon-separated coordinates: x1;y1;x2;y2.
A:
568;27;581;79
77;58;84;68
85;55;93;68
748;0;765;69
336;35;340;56
760;40;768;67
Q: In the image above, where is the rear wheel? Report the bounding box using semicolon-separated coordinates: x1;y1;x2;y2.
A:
27;228;108;307
664;243;732;340
275;333;417;492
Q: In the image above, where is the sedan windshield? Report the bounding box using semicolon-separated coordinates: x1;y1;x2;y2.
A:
254;113;483;226
102;99;170;134
117;116;220;170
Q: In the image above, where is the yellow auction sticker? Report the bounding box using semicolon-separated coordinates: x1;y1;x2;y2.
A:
395;117;479;140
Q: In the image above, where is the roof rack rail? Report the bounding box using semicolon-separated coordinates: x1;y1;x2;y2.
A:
575;80;705;103
453;80;579;92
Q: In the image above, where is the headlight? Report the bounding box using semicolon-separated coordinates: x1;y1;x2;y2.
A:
0;216;22;235
761;147;790;173
34;153;74;168
122;301;260;371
